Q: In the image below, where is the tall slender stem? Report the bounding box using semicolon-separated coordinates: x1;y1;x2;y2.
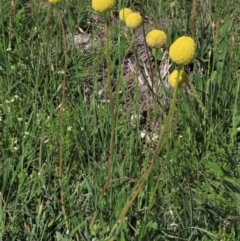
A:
90;13;115;229
109;67;182;240
8;0;15;51
57;7;69;230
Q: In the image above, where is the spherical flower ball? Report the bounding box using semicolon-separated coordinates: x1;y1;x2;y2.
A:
48;0;60;3
169;36;196;65
169;70;189;88
92;0;115;13
119;8;133;22
125;12;143;29
146;29;167;49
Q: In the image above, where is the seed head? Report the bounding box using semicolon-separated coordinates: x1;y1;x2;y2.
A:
119;8;133;22
48;0;61;3
125;13;143;29
169;70;189;88
146;29;167;49
169;36;196;65
92;0;115;13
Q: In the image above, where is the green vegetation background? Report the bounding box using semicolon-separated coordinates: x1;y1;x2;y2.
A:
0;0;240;240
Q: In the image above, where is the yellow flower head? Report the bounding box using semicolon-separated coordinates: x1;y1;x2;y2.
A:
119;8;133;22
92;0;115;13
125;13;143;29
48;0;60;3
169;70;189;88
146;29;167;49
169;36;196;65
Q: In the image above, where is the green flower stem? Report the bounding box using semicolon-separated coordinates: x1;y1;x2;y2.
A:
57;6;69;230
147;66;182;210
90;13;115;230
231;75;240;145
131;31;156;100
8;0;15;51
109;66;182;240
140;0;154;87
152;49;161;133
151;66;182;161
116;32;134;96
188;80;207;116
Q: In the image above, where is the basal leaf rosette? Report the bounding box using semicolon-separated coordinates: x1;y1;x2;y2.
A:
169;36;196;65
169;70;189;88
92;0;115;13
146;29;167;49
125;12;143;29
119;8;133;22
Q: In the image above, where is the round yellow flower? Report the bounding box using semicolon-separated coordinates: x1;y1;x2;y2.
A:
119;8;133;22
146;29;167;49
169;36;196;65
169;70;189;88
125;13;143;29
48;0;60;3
92;0;115;13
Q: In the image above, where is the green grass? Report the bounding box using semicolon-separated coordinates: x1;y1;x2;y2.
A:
0;0;240;240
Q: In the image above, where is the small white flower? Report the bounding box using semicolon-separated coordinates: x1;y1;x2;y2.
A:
98;89;103;96
13;146;19;150
17;118;23;122
67;126;72;131
58;70;65;75
130;113;144;128
11;138;18;144
152;133;159;142
140;131;146;139
14;95;21;100
24;132;30;138
170;222;178;227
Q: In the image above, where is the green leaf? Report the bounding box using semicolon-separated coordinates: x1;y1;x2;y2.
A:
151;49;163;61
223;175;240;189
220;18;233;39
147;220;158;230
208;161;225;177
209;162;240;189
120;230;126;241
